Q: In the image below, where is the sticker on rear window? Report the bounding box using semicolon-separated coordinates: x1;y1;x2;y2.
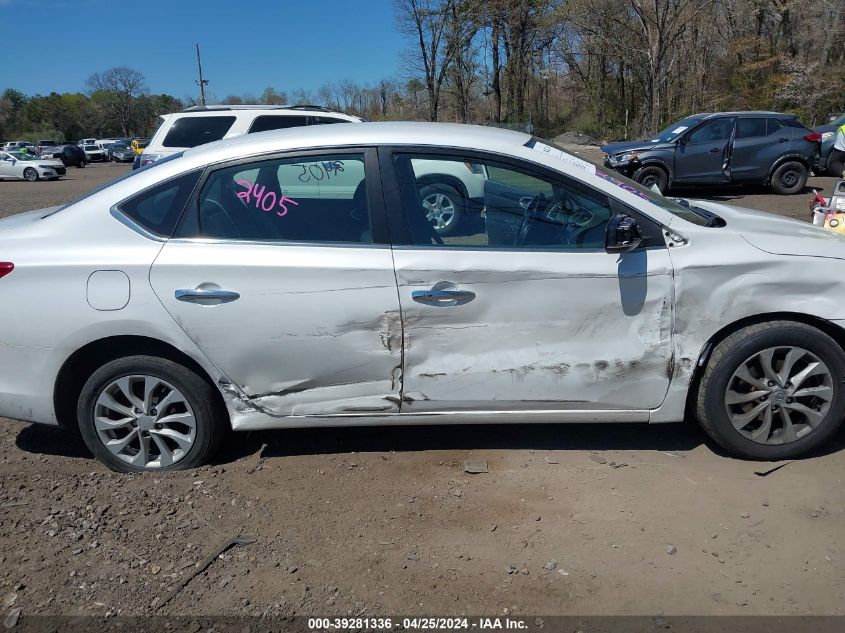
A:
529;141;596;175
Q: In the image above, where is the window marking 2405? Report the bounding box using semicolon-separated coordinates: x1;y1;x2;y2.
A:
235;179;299;216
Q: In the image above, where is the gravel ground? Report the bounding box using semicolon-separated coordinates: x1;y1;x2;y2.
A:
1;154;844;623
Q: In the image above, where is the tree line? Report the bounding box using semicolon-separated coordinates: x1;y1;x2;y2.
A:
2;0;843;143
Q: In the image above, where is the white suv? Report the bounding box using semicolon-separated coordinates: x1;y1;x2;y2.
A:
139;105;361;167
138;105;487;235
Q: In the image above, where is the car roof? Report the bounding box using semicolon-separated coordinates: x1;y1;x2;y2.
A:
182;122;531;165
695;111;795;119
182;104;349;114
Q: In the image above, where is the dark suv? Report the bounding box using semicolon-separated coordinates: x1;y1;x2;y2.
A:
40;143;87;168
601;112;821;195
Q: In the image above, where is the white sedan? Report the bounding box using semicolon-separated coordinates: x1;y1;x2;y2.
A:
2;122;845;471
0;151;66;181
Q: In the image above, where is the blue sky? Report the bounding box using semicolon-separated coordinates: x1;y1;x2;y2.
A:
0;0;405;100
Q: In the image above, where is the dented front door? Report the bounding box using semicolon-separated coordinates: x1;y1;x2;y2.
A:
393;248;674;411
386;150;674;413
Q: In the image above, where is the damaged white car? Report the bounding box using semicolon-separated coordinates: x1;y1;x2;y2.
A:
2;122;845;471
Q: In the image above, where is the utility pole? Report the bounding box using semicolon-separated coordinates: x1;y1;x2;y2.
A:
195;44;209;106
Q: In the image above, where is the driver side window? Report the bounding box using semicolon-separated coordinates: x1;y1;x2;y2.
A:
394;154;613;250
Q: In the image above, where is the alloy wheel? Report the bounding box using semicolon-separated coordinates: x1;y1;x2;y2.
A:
724;346;833;445
93;375;197;468
422;192;456;230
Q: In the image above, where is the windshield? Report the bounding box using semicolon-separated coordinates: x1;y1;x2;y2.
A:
44;151;185;217
649;116;705;143
83;145;99;151
528;138;710;226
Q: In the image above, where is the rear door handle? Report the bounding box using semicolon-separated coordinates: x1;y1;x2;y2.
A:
777;137;789;143
412;289;475;306
175;288;240;304
709;147;721;153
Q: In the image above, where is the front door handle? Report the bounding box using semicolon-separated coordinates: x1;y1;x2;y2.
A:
412;289;475;306
709;147;721;153
175;288;240;304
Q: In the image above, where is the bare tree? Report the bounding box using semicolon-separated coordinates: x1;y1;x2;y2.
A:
86;67;148;136
394;0;467;120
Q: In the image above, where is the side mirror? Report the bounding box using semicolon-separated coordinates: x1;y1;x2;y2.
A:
677;135;687;146
605;213;643;253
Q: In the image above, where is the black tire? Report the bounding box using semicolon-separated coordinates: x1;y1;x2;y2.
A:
418;182;466;237
23;167;38;182
632;165;668;194
696;321;845;460
770;161;808;195
828;150;845;178
78;160;86;168
76;355;226;472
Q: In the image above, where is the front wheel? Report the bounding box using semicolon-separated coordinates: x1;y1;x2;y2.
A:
23;167;39;182
696;321;845;460
770;162;808;195
419;183;466;237
76;356;226;472
632;165;668;194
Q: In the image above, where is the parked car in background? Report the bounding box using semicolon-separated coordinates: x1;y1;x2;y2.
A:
78;138;96;146
137;104;359;167
2;141;37;153
40;144;87;168
110;144;135;163
130;138;148;155
3;123;845;472
602;111;821;195
81;144;107;162
37;140;59;152
815;113;845;175
0;149;65;181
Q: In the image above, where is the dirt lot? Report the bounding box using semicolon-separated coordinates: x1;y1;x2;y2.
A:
1;155;844;623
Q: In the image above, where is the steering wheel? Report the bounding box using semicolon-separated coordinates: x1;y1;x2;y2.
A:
514;194;541;247
202;198;240;239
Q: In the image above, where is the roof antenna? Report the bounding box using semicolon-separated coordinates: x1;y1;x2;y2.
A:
195;44;209;107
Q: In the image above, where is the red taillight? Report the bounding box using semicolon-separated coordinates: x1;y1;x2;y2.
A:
0;262;13;280
804;132;822;143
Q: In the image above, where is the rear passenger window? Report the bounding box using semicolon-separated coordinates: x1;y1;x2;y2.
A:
248;115;308;133
193;154;371;244
118;171;201;237
767;118;784;134
162;116;236;148
737;118;767;138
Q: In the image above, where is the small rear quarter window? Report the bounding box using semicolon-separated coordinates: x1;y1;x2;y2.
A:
117;170;201;237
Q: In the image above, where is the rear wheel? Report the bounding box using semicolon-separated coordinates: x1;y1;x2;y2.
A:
828;150;845;178
23;167;38;182
419;183;465;237
76;356;226;472
632;165;668;194
770;161;808;195
696;321;845;459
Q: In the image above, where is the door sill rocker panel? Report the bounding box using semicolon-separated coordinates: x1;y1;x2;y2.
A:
230;408;650;430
